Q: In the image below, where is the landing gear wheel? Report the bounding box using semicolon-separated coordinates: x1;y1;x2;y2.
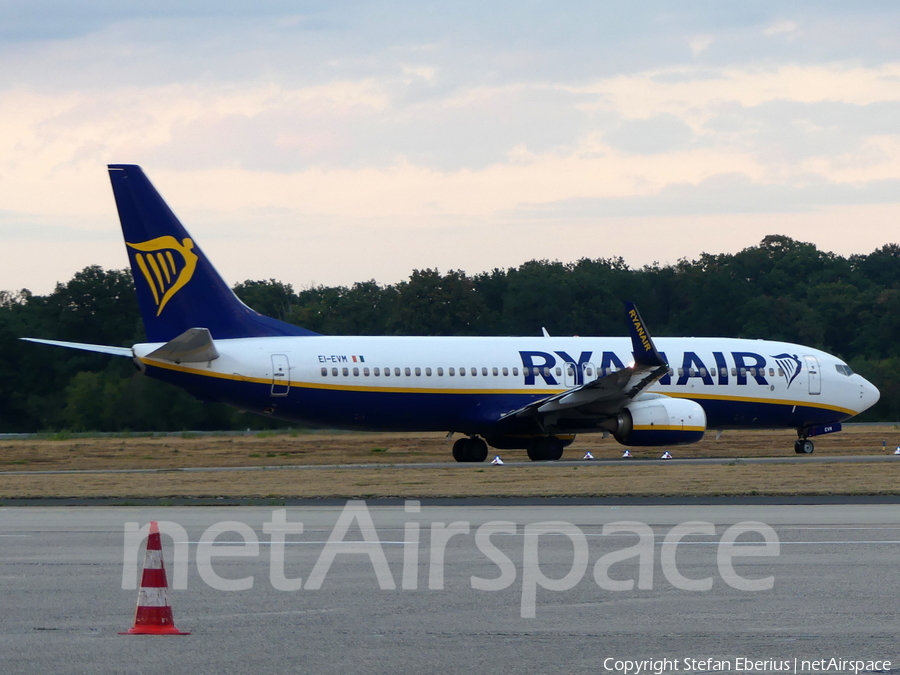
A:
526;436;565;461
452;437;488;462
452;438;468;462
468;437;488;462
794;439;814;454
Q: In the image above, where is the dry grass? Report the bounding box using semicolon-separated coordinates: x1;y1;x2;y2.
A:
0;426;898;499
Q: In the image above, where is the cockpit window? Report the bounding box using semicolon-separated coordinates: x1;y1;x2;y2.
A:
835;364;854;376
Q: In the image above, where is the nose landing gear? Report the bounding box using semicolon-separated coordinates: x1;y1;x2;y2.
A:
794;438;814;454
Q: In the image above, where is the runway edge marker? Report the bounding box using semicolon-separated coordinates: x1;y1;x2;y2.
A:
119;521;190;636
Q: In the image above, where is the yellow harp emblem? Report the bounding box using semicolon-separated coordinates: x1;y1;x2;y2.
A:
126;237;199;316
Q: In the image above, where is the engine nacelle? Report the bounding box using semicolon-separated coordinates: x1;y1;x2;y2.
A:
610;397;706;447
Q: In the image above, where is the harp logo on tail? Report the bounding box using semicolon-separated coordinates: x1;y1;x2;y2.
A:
126;236;199;316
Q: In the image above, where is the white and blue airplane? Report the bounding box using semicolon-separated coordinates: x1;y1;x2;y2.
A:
23;165;880;461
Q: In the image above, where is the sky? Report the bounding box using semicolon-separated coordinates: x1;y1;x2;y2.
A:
3;1;900;294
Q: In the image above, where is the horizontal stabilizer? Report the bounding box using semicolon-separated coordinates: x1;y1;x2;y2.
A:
146;327;219;363
21;338;133;358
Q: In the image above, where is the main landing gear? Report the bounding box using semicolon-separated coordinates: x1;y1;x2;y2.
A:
794;438;815;454
526;436;565;462
452;436;488;463
451;434;568;462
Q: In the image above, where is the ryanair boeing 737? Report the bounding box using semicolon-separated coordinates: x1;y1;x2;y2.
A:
23;165;880;461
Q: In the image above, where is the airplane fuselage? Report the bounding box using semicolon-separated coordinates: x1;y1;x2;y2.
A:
133;335;877;437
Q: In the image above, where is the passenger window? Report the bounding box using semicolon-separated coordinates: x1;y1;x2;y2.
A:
415;367;421;376
471;367;477;376
699;368;707;377
731;368;737;376
449;367;455;376
720;368;727;377
667;368;674;377
425;367;431;376
586;367;593;377
374;367;380;376
689;368;696;377
342;367;349;376
769;368;774;377
384;368;390;377
321;367;328;377
459;367;465;376
749;368;756;376
740;368;747;376
555;367;562;376
492;367;498;376
332;367;338;376
543;367;550;377
395;367;402;377
353;367;359;376
513;367;519;376
678;368;684;377
502;367;508;376
437;367;443;376
364;367;370;376
482;367;488;376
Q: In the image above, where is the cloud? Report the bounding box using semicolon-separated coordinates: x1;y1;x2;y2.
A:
604;114;696;155
689;35;713;56
764;20;800;36
4;3;900;293
509;173;900;219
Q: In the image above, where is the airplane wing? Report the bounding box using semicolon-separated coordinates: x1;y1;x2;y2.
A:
501;302;669;420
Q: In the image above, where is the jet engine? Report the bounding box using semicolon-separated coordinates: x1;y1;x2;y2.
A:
605;397;706;447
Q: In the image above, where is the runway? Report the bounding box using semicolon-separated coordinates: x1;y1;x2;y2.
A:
1;453;898;476
1;503;898;674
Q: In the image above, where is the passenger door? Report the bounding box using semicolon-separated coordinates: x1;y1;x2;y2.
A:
271;354;290;396
803;355;821;395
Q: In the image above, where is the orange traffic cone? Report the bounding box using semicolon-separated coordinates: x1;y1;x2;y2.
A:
120;521;190;635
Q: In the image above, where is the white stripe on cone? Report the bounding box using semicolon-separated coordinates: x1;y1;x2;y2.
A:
144;549;163;569
137;587;170;607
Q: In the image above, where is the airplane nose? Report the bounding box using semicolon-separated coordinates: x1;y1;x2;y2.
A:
857;377;880;414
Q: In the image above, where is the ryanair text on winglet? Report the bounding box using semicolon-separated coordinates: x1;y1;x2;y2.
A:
629;308;652;353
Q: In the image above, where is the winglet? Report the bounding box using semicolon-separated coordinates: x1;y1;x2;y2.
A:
625;301;666;368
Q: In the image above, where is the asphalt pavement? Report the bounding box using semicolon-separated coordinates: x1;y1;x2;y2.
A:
2;503;899;674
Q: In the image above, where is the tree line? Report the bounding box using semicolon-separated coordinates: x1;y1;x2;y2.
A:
2;234;899;432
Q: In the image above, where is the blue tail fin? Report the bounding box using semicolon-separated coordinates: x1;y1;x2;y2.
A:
108;164;318;342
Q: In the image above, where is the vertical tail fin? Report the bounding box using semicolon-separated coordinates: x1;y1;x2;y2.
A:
108;165;317;342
